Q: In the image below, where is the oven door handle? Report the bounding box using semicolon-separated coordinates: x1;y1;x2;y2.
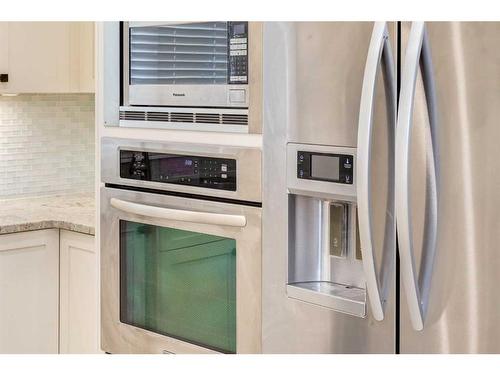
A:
110;198;247;228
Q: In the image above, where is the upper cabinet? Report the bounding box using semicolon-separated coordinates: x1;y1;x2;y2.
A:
0;22;94;94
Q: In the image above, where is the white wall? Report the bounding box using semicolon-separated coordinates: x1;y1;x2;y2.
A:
0;94;94;198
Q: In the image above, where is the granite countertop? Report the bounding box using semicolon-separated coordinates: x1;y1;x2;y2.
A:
0;192;95;236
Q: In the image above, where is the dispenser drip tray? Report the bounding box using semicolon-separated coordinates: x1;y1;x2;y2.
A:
286;281;366;318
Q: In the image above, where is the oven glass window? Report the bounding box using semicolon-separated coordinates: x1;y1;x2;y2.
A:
120;220;236;353
129;22;229;85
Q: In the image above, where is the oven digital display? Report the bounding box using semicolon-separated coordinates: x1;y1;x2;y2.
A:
311;155;340;181
161;157;194;177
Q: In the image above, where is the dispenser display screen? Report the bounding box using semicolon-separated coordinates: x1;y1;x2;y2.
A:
311;155;340;181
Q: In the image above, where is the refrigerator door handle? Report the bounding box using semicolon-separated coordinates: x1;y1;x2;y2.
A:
396;22;439;331
357;22;396;321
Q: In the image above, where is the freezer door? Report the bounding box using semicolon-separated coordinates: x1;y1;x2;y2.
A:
399;22;500;353
262;22;396;353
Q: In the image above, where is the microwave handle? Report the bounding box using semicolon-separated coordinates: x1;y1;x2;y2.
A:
356;22;396;321
110;198;247;228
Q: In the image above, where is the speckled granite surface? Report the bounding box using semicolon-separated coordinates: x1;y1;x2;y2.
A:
0;192;95;235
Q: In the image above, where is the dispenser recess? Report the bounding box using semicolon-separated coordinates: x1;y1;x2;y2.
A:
286;143;366;317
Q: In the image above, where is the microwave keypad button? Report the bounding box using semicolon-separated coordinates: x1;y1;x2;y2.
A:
230;50;247;56
221;164;228;172
230;37;247;44
230;76;247;82
229;89;246;103
230;44;247;50
221;174;228;179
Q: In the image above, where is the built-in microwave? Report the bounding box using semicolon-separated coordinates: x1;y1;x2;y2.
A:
117;22;262;133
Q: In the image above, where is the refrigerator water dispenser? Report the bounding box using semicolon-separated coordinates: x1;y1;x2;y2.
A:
286;143;366;317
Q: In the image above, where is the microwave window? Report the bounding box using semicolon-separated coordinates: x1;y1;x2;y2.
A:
120;220;237;353
129;22;229;85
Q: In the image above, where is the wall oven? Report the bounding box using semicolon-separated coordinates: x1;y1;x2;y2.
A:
116;22;263;133
100;138;262;354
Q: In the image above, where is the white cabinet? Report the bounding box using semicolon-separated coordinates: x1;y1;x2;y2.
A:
0;229;59;354
0;22;94;94
0;228;99;354
59;230;100;353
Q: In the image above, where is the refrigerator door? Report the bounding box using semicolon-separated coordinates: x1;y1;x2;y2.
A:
262;22;396;353
399;22;500;353
287;22;374;148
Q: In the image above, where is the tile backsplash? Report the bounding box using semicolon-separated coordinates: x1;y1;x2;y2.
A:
0;94;94;199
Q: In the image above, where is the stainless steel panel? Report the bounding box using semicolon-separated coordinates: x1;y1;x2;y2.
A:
400;22;500;353
102;22;121;127
262;22;396;353
287;22;374;147
100;187;262;354
247;22;263;134
101;137;262;203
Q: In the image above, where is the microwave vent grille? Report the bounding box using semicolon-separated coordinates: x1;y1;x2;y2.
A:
146;112;170;122
119;111;146;121
129;22;229;85
221;114;249;125
119;109;248;126
170;112;195;123
195;113;221;124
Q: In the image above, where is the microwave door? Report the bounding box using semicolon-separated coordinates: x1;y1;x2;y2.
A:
123;21;250;108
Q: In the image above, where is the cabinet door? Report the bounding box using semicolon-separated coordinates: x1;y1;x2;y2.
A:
59;230;100;353
5;22;73;93
0;229;59;354
69;22;95;93
0;22;94;94
0;23;8;84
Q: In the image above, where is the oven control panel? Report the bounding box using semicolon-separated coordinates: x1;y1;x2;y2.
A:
228;22;248;84
120;150;237;191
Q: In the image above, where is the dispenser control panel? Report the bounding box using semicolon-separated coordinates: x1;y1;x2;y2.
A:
297;151;354;184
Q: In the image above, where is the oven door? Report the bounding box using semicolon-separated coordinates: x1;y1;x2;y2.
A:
123;21;254;108
100;186;261;354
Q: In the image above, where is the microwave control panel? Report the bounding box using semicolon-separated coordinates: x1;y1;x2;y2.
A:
297;151;354;184
120;150;237;191
228;22;248;84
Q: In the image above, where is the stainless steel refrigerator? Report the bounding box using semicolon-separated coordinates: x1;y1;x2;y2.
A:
262;21;500;353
